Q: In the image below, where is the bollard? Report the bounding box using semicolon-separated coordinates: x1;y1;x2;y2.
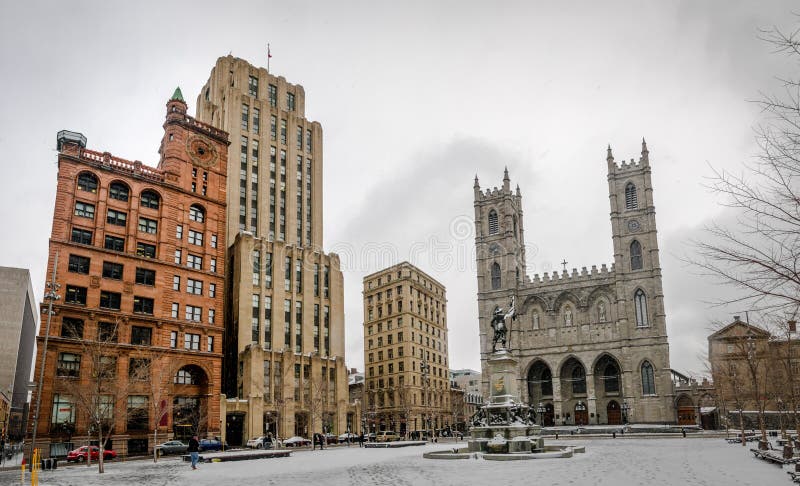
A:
612;432;616;439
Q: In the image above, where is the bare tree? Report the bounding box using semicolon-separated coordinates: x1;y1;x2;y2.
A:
692;24;800;315
137;353;178;463
767;319;800;438
395;383;414;437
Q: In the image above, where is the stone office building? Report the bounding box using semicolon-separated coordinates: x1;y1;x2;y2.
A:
195;56;347;444
474;142;675;426
363;262;451;436
29;90;228;457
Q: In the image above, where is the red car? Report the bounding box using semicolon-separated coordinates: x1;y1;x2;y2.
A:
66;445;117;462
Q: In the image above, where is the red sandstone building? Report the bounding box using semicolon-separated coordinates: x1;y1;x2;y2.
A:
30;89;228;457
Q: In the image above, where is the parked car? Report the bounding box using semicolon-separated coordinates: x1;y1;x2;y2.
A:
66;446;117;463
198;438;226;452
155;440;188;456
376;431;400;442
324;433;338;445
246;436;273;449
338;433;358;443
283;436;311;447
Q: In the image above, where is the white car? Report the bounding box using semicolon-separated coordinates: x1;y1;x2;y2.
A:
283;436;311;447
246;436;273;449
338;433;358;443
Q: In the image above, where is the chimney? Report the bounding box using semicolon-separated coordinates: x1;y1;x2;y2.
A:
789;320;797;333
733;315;740;322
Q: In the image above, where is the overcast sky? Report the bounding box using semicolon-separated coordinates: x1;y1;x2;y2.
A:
1;1;796;378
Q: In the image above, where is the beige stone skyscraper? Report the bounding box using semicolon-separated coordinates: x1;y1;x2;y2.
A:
196;56;347;444
362;262;450;437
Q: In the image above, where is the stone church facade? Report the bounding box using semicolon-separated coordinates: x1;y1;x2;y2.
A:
474;141;675;426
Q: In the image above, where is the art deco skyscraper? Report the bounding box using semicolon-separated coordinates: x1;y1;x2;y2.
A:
196;56;347;443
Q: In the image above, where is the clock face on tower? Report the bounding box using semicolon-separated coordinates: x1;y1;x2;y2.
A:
187;135;218;169
627;219;641;232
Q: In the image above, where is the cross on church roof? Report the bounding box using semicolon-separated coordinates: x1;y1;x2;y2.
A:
561;259;568;271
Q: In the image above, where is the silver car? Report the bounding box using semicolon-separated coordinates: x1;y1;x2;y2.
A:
155;440;188;456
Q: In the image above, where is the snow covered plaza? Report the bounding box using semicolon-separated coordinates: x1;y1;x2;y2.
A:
1;438;788;486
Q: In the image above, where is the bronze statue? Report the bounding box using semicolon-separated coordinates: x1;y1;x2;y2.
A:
490;296;516;351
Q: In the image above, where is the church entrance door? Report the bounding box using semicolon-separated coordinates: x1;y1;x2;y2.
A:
574;405;588;426
544;403;555;427
607;401;621;425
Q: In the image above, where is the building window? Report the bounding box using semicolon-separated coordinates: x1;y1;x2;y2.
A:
131;326;152;346
287;92;295;111
323;265;329;298
185;305;202;322
264;296;272;347
71;228;93;245
248;75;258;97
211;234;217;248
107;209;127;226
641;361;656;395
74;201;95;219
176;224;183;240
109;182;130;201
209;283;216;298
571;366;587;394
189;204;205;223
295;260;302;293
51;394;76;425
207;335;214;352
188;230;203;246
184;333;200;350
174;249;182;264
140;190;160;209
135;267;155;286
97;321;117;342
634;289;649;328
306;129;312;153
625;182;638;210
102;261;124;280
210;258;217;273
268;84;277;107
187;278;203;295
56;353;81;378
630;240;643;270
68;254;90;274
136;242;156;258
77;172;98;193
173;275;180;291
209;309;215;324
171;302;179;319
133;296;154;314
488;209;499;235
241;104;249;130
187;254;203;270
253;107;260;134
270;115;277;141
61;317;84;338
170;330;178;348
129;358;150;380
491;262;501;290
65;285;87;305
105;235;125;252
126;396;149;431
280;119;287;144
138;217;158;234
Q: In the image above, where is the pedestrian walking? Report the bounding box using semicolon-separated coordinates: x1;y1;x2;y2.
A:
188;435;200;470
359;432;364;447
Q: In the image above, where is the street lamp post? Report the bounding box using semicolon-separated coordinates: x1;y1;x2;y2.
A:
31;253;60;463
621;401;631;425
536;402;546;427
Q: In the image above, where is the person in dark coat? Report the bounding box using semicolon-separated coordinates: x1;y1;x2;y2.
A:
187;435;200;469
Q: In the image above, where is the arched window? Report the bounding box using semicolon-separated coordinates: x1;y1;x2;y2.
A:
604;363;620;393
189;204;205;223
491;262;501;290
174;369;197;385
109;182;129;202
641;361;656;395
140;190;160;210
488;209;499;235
77;172;98;193
634;289;649;328
625;182;638;209
571;366;586;394
630;240;643;270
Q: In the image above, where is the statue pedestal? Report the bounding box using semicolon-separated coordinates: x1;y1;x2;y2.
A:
488;349;519;406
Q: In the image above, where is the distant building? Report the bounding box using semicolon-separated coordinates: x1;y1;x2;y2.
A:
450;369;483;430
363;262;450;436
30;90;228;457
0;267;37;439
474;143;675;426
196;56;348;444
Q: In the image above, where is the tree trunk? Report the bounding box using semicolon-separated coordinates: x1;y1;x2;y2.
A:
153;428;158;463
758;406;768;444
739;409;746;446
97;427;105;474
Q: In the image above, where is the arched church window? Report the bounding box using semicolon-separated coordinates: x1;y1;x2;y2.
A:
630;240;643;270
571;366;586;394
634;289;649;328
625;182;638;209
491;263;501;290
641;361;656;395
513;214;517;237
488;209;499;235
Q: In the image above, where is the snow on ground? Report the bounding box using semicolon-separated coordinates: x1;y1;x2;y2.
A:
0;438;789;486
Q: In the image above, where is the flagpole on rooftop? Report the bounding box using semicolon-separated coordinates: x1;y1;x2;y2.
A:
267;43;271;72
